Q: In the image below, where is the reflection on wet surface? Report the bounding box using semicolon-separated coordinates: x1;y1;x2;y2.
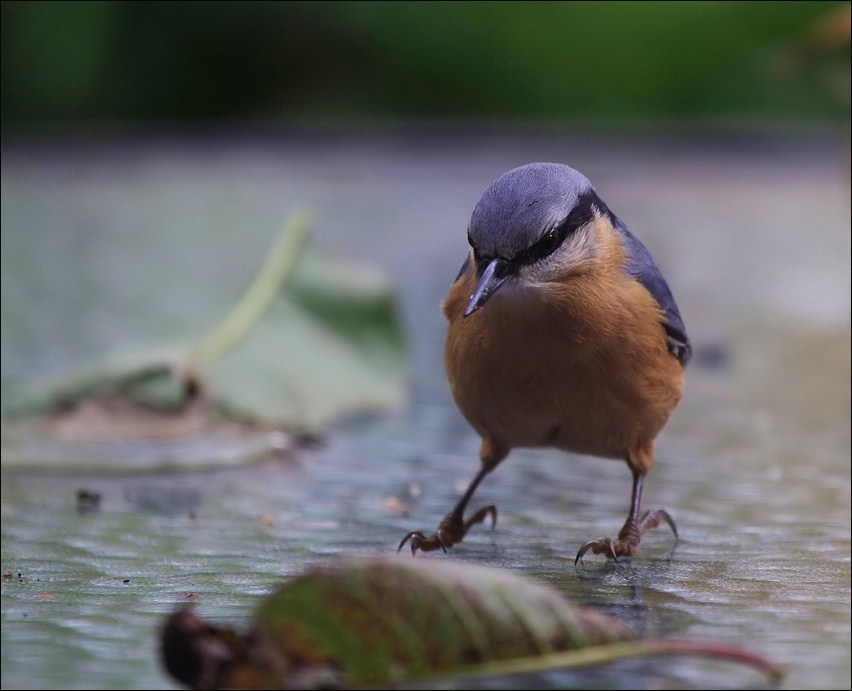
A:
2;131;850;689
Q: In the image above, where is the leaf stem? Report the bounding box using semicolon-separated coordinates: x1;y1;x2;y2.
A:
192;211;312;366
421;639;784;686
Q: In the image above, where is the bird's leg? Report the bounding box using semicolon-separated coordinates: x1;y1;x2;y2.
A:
575;466;678;564
398;463;497;555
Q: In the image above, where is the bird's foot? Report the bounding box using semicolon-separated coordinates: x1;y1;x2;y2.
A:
398;504;497;555
574;509;678;564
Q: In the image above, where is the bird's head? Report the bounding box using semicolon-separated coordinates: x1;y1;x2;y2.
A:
464;162;609;317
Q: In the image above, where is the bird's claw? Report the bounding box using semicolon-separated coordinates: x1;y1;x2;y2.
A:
398;504;497;556
397;530;448;555
574;537;621;564
574;509;678;565
646;508;678;539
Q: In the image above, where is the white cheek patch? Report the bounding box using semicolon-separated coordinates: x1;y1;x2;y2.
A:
562;224;598;264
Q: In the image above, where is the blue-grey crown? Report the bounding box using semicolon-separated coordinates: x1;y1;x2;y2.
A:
468;163;594;259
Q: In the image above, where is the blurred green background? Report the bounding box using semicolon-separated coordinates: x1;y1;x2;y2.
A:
2;0;849;129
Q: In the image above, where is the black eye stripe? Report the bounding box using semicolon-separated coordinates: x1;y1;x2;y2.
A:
468;232;485;269
512;225;565;266
511;191;598;268
468;189;605;274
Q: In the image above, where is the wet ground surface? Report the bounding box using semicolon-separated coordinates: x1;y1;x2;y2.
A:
1;127;850;689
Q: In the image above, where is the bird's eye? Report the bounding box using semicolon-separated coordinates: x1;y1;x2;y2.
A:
511;227;566;268
535;228;561;259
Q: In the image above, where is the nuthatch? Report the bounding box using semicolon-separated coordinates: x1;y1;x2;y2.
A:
399;162;691;563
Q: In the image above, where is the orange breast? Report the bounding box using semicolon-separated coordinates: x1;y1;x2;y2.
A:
442;264;683;461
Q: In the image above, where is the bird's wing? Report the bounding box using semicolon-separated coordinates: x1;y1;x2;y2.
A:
615;221;692;367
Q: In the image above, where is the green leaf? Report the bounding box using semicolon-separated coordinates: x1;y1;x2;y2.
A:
200;247;407;430
1;212;407;471
160;555;784;689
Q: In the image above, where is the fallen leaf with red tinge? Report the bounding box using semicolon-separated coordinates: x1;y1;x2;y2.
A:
160;555;784;690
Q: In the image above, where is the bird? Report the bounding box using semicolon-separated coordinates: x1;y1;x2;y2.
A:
399;162;691;563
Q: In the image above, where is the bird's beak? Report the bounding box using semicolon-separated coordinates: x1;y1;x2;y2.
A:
464;257;510;317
